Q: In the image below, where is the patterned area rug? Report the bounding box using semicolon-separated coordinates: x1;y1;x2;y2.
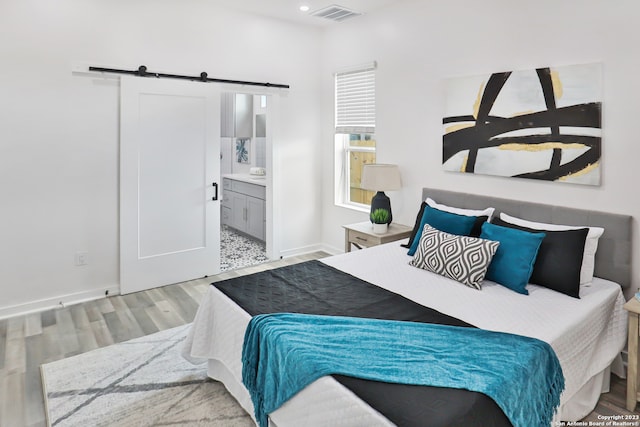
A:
41;325;253;427
221;225;269;272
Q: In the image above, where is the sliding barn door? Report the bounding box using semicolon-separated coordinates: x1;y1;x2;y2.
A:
120;76;221;294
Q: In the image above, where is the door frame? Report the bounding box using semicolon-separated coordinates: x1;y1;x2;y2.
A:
223;87;282;261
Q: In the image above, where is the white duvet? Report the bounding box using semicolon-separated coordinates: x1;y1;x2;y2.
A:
183;243;627;426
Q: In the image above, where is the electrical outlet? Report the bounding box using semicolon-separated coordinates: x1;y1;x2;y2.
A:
75;251;89;266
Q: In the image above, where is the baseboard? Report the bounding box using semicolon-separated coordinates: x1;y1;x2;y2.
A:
279;243;341;259
0;284;120;320
318;243;343;256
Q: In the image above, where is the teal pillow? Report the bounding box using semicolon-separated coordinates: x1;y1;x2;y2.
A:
407;206;477;256
479;222;545;295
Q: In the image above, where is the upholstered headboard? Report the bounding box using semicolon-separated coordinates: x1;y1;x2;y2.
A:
421;188;632;288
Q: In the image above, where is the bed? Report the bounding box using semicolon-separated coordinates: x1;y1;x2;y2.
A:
183;187;631;427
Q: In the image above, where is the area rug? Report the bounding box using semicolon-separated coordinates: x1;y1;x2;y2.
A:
41;324;254;427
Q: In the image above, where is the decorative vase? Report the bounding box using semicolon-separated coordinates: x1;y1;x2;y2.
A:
372;223;388;234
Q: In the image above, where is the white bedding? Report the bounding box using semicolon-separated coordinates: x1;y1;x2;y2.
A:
183;242;627;426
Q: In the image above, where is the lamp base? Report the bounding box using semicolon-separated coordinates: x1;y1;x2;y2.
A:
369;191;392;225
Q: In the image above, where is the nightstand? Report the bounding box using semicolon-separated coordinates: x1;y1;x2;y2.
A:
624;297;640;412
343;221;412;253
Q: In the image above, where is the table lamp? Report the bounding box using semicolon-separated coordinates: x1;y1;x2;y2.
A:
360;164;402;224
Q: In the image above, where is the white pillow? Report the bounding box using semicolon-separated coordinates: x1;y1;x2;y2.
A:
426;198;495;220
499;213;604;284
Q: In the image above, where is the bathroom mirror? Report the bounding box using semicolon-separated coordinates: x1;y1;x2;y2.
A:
256;114;266;137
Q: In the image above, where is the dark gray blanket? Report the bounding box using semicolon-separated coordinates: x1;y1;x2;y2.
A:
214;259;512;427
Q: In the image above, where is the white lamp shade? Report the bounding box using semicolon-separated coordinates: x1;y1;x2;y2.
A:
361;164;402;191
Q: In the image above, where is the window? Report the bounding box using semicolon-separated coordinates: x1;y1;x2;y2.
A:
334;63;376;208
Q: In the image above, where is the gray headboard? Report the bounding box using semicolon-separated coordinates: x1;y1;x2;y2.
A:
421;188;632;288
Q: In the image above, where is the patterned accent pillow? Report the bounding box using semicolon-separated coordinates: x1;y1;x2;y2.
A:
409;224;500;290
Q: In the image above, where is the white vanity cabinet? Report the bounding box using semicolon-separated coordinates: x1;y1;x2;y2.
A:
222;178;265;241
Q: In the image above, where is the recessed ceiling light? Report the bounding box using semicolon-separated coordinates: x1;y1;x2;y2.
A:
299;5;310;12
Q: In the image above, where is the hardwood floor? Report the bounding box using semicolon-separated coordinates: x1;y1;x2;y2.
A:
0;251;637;426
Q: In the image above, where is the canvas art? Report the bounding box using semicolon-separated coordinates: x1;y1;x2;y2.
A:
236;138;250;164
443;63;602;185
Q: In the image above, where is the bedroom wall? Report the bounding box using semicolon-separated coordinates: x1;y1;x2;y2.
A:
319;0;640;299
0;0;323;317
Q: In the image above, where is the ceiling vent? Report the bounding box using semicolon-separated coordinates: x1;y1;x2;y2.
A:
310;5;362;22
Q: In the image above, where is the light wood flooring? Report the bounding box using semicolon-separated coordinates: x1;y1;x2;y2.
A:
0;251;637;426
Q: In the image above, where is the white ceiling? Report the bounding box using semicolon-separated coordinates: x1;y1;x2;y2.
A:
219;0;398;27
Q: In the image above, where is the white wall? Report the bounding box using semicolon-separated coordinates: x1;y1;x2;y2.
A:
320;0;640;298
3;0;638;316
0;0;323;316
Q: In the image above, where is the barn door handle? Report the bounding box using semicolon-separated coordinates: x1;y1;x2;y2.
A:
212;182;219;201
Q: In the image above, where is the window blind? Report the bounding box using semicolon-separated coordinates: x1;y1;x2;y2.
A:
335;65;376;134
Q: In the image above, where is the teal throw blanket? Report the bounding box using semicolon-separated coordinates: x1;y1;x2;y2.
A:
242;313;564;427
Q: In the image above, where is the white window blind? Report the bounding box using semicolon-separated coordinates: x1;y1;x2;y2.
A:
335;65;376;134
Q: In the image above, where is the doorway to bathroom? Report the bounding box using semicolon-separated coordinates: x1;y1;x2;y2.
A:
219;92;272;271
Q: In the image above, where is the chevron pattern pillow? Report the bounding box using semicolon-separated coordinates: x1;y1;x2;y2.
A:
409;224;500;289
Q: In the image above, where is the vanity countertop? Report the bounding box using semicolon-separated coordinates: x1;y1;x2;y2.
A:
223;173;267;187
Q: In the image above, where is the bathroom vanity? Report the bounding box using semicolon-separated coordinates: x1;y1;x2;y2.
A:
222;175;266;241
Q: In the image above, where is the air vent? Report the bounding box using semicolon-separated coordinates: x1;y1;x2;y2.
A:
311;5;362;22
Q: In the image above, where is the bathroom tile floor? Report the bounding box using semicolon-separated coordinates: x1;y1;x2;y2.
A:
220;225;269;271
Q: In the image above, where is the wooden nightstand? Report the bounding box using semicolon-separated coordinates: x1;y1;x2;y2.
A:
343;221;412;253
624;297;640;412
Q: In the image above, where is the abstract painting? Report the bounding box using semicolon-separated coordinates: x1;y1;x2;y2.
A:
236;138;250;164
443;63;602;185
